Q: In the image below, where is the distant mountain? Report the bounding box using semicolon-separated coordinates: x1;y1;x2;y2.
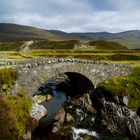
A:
0;23;140;49
70;30;140;40
47;30;79;39
0;23;63;41
70;31;140;49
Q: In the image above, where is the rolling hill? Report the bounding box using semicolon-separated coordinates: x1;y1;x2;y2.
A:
0;40;128;51
0;23;140;49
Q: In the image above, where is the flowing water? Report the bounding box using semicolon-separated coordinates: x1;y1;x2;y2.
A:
32;83;129;140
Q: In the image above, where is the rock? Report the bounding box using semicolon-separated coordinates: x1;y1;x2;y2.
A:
120;96;129;106
54;107;65;123
83;135;96;140
71;94;96;114
36;96;46;104
30;102;47;121
32;95;47;104
65;113;75;123
95;97;140;139
52;107;66;133
46;94;52;101
113;96;120;104
22;131;31;140
114;95;129;106
52;126;60;133
92;88;140;139
137;107;140;117
52;108;74;133
32;94;52;103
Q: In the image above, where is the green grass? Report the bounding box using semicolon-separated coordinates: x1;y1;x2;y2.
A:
1;49;140;64
19;49;140;60
112;61;140;68
0;42;24;51
97;67;140;111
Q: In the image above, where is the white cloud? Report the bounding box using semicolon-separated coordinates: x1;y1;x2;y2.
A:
0;0;140;32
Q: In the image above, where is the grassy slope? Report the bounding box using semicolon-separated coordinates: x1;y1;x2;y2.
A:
0;40;80;51
110;39;140;49
97;67;140;111
0;40;129;51
88;40;128;50
0;40;79;51
0;42;24;51
28;40;80;49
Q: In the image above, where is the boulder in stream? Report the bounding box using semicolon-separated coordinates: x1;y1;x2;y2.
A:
52;107;75;133
30;102;47;121
32;94;52;104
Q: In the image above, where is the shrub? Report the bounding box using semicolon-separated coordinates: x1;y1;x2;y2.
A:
0;93;32;140
0;97;18;140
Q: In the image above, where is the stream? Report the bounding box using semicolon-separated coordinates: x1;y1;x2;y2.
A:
32;82;129;140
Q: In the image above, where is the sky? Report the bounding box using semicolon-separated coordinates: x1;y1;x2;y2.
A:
0;0;140;32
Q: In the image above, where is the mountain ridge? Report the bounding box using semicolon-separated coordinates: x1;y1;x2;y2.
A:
0;23;140;49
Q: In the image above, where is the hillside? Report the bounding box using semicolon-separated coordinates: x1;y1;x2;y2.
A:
0;23;140;49
21;40;80;50
88;40;128;50
70;31;140;49
0;23;62;41
0;40;81;51
0;40;128;51
70;30;140;40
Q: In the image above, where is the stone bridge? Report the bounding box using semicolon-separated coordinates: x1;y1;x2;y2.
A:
13;58;132;96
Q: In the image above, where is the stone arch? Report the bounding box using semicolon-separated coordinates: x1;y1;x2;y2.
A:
64;72;94;96
14;58;132;96
34;71;94;98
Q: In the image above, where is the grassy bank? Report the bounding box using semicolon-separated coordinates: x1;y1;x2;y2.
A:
0;68;32;139
97;67;140;111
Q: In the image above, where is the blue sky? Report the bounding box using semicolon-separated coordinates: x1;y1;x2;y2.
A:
0;0;140;32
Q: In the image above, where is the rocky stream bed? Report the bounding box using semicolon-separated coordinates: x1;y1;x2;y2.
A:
26;78;140;140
